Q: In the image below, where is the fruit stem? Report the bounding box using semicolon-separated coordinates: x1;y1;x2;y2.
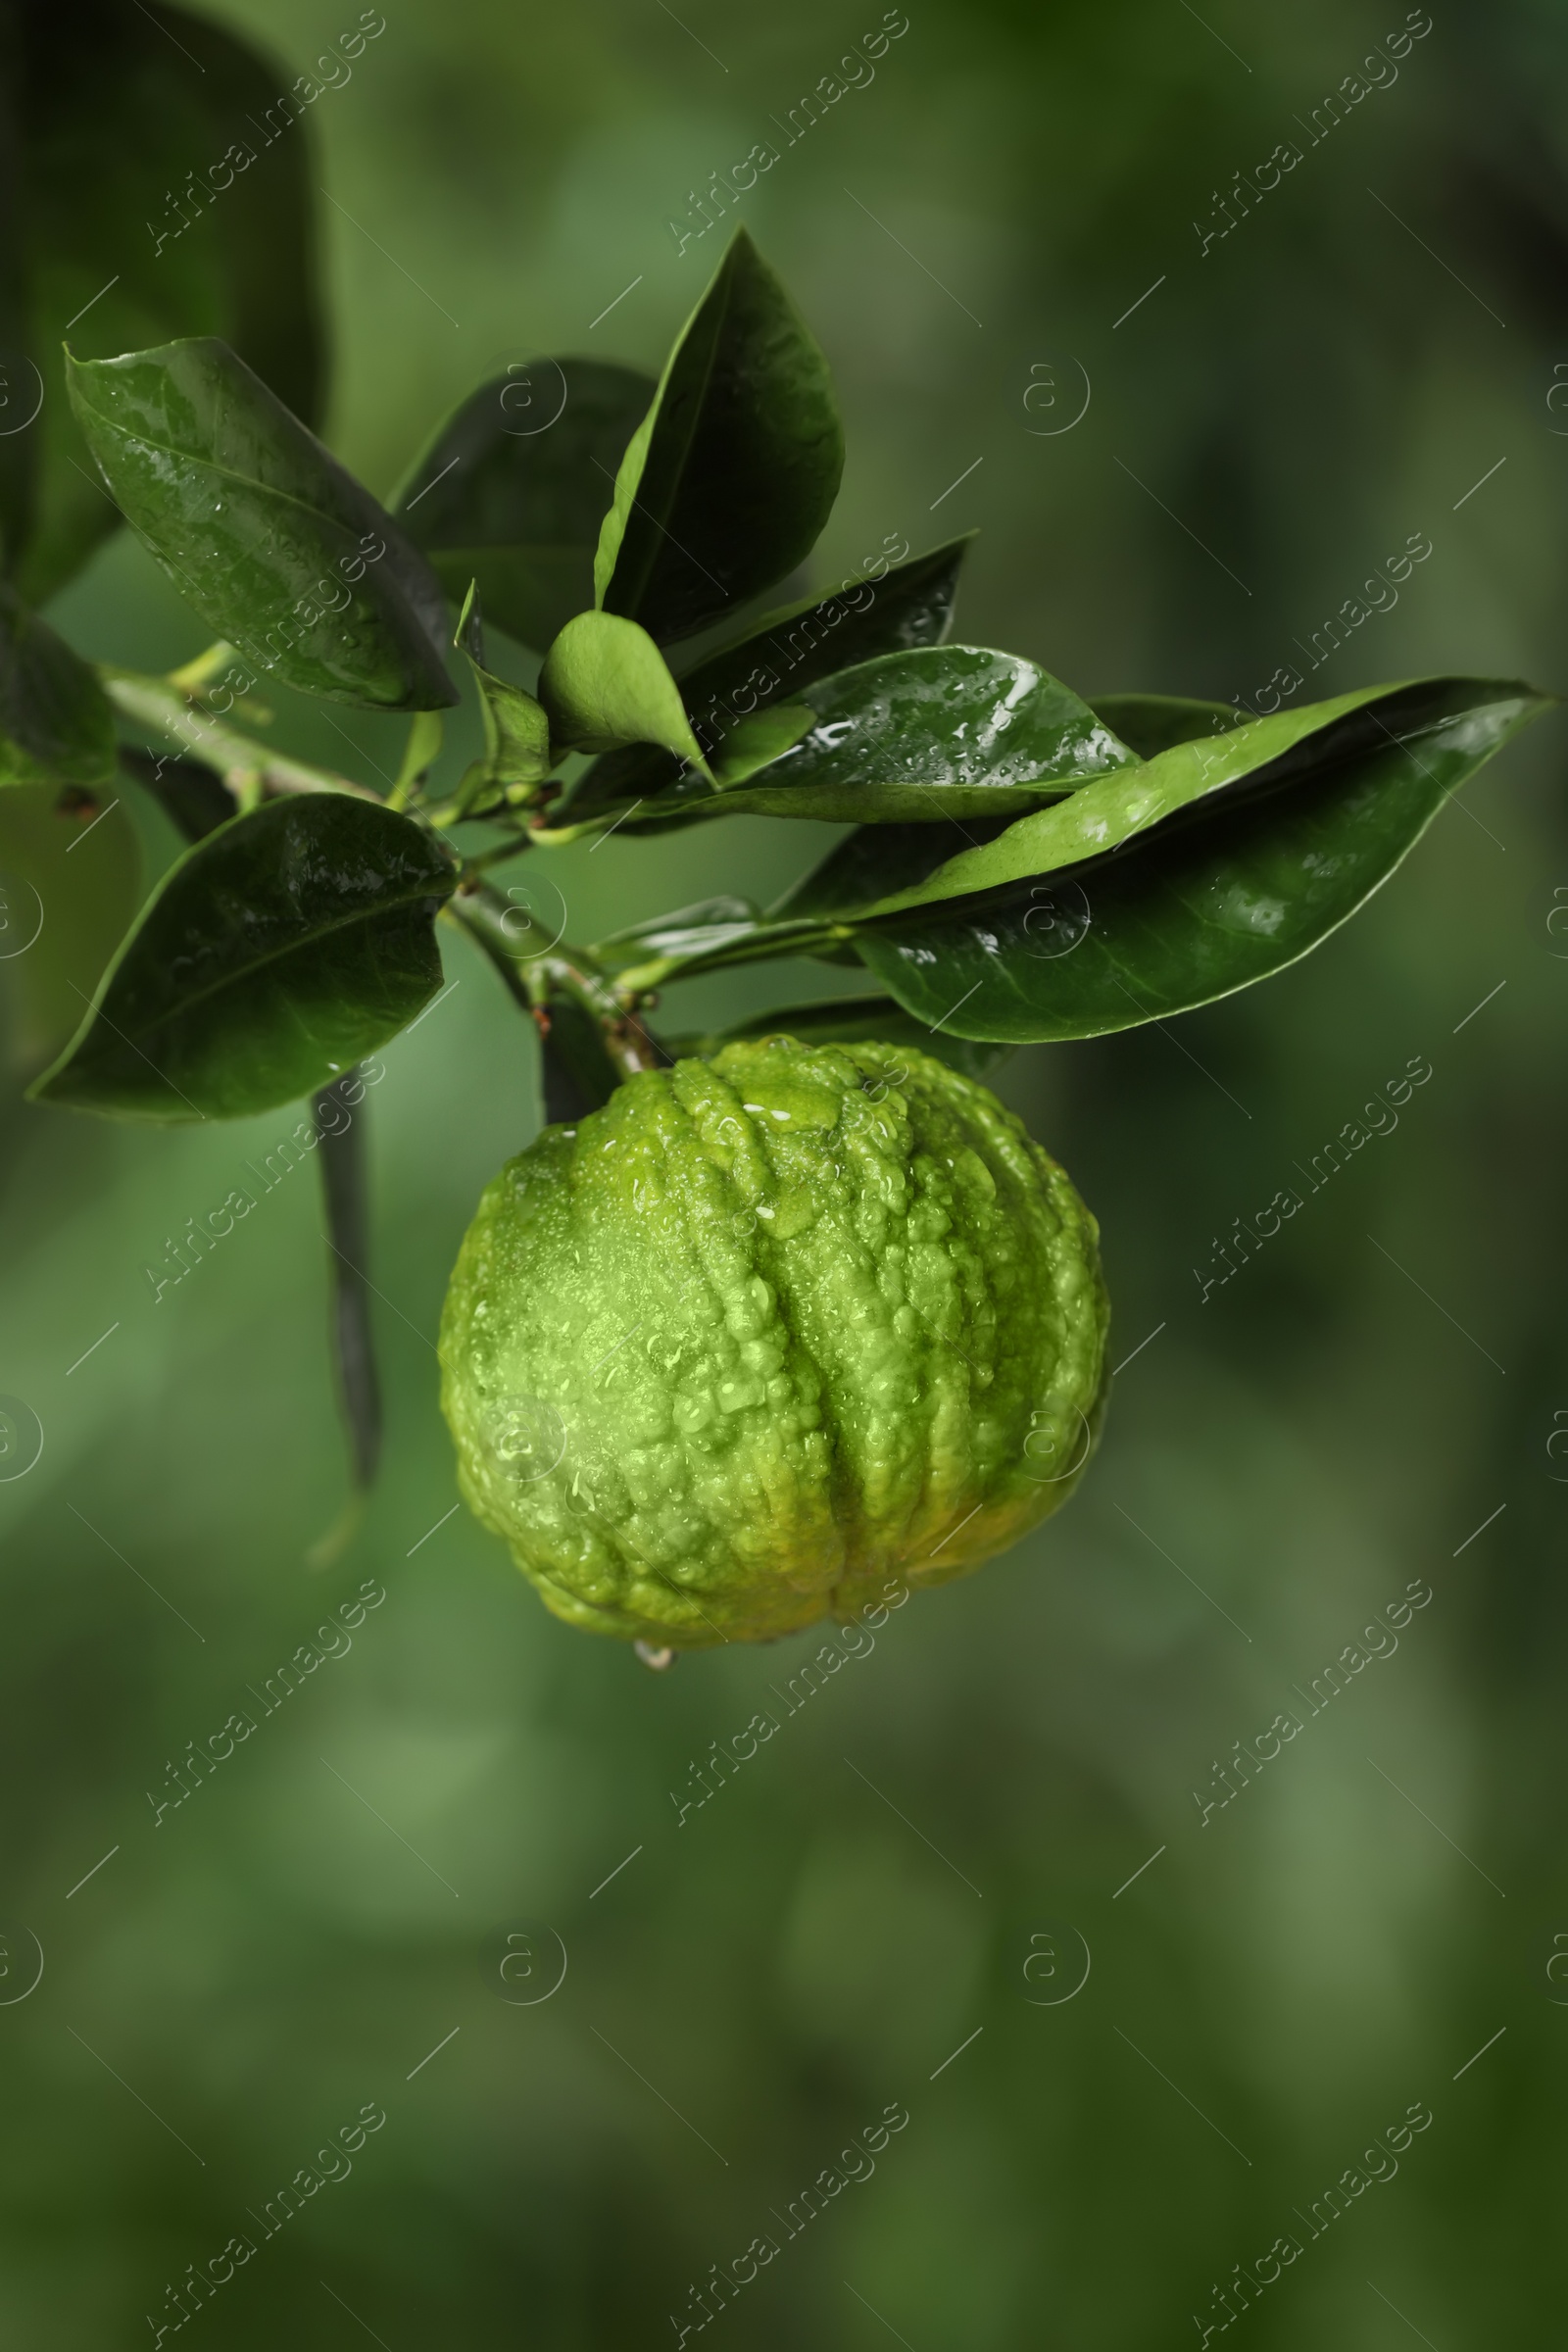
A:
444;884;662;1081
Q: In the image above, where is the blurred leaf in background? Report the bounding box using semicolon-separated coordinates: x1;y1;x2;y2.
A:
0;781;141;1073
2;0;325;601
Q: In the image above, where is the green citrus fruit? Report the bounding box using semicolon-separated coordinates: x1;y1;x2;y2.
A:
439;1036;1109;1648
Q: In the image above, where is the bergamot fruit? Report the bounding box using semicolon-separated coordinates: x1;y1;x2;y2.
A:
439;1036;1109;1647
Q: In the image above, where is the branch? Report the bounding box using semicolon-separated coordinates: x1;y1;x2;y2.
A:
102;667;381;808
444;882;665;1089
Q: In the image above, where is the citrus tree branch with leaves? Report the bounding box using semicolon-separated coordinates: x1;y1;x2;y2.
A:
0;3;1550;1613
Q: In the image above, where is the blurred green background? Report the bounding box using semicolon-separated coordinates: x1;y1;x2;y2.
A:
3;0;1567;2342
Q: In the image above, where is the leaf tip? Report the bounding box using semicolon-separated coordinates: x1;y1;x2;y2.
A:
455;579;482;663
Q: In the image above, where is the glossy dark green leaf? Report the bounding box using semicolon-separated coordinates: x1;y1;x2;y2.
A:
685;640;1132;820
67;339;456;711
663;992;1011;1080
545;644;1136;838
394;359;655;654
586;675;1553;998
564;534;972;820
1089;693;1242;759
821;678;1494;925
30;794;457;1120
770;816;1015;924
538;611;710;772
595;228;844;645
678;534;972;730
451;586;552;818
6;0;325;603
853;677;1549;1041
0;587;116;786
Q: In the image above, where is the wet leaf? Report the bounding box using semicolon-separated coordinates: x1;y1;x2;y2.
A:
1088;692;1242;760
564;534;972;820
394;358;655;653
852;676;1551;1039
770;816;1014;924
822;678;1521;924
595;228;843;644
67;338;456;710
549;644;1135;836
30;794;457;1119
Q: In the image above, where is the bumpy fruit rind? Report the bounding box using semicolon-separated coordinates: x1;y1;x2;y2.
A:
439;1036;1109;1647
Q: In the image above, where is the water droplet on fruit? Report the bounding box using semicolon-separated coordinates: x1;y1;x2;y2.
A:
487;1395;566;1480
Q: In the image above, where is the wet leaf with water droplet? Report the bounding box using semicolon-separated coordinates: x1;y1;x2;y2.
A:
853;675;1552;1039
30;796;458;1119
67;339;457;710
